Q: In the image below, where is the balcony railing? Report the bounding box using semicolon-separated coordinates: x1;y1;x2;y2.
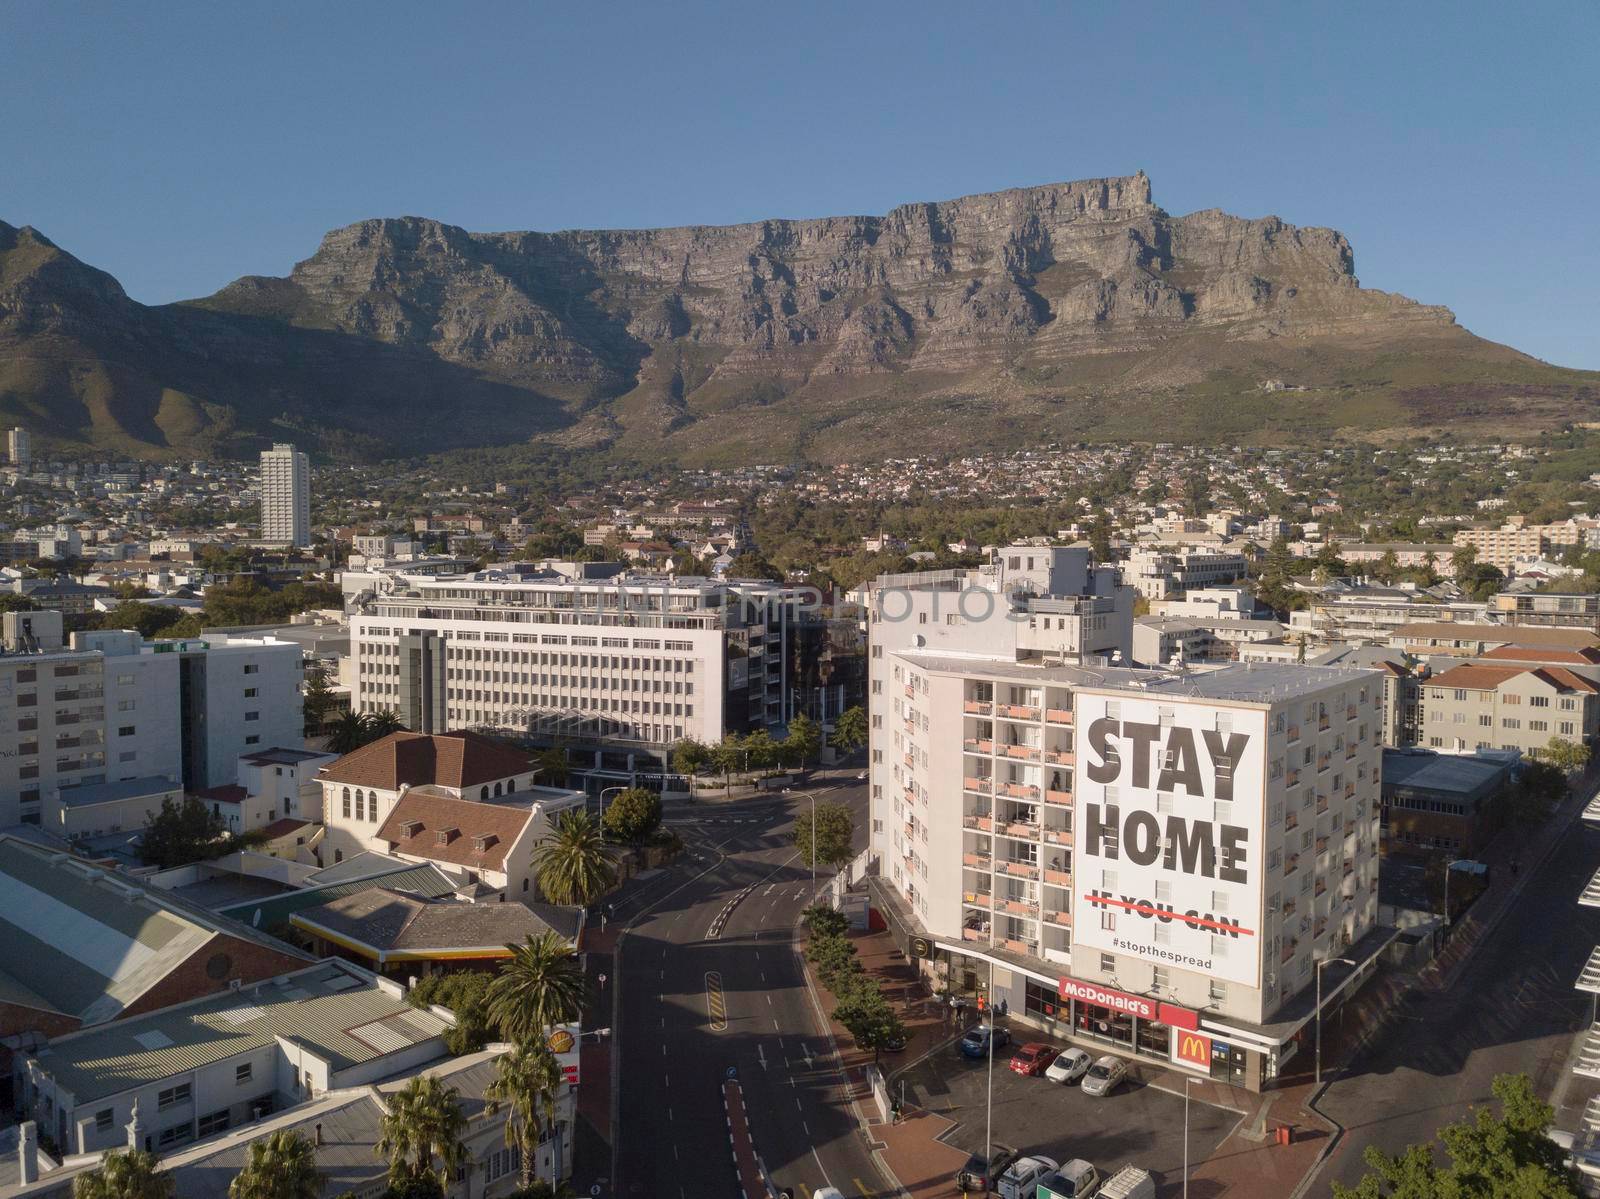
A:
1316;795;1330;814
1045;708;1073;725
963;815;995;833
963;777;993;794
1003;820;1041;839
963;892;994;908
963;852;992;869
1003;861;1039;880
904;684;916;698
963;700;991;714
1046;910;1072;926
1003;744;1040;761
1000;705;1040;721
1003;899;1040;917
1285;811;1299;830
963;738;995;754
1001;783;1040;800
903;754;915;769
1284;854;1299;876
1044;789;1072;807
1004;938;1033;955
1043;828;1073;847
1287;724;1300;742
962;927;986;942
1043;868;1072;886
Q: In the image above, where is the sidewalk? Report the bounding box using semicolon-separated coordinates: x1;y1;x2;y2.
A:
571;921;619;1197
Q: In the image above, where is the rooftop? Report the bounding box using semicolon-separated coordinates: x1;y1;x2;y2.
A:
53;776;180;808
1395;622;1600;649
317;730;536;791
291;889;581;960
29;960;450;1103
1382;748;1515;800
374;793;535;872
215;860;462;931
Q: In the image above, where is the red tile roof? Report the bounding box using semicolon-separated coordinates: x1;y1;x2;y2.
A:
318;731;535;791
1535;667;1600;694
374;791;533;872
1480;645;1600;666
1428;664;1530;691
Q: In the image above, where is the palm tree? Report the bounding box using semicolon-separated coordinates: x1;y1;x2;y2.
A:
485;931;586;1045
484;1040;565;1190
533;811;615;906
375;1075;466;1188
73;1149;173;1199
326;709;368;754
364;708;404;740
228;1129;320;1199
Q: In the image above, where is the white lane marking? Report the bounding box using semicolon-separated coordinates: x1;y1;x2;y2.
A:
757;1043;767;1069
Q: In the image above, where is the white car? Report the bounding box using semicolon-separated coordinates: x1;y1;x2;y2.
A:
997;1155;1060;1199
1080;1054;1129;1097
1044;1046;1093;1085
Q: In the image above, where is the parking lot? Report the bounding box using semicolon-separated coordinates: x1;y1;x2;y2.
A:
896;1032;1241;1194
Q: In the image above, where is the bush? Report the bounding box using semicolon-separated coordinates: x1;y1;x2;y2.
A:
802;904;848;939
408;970;496;1052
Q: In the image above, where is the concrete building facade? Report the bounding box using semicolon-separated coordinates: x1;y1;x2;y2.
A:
259;443;310;548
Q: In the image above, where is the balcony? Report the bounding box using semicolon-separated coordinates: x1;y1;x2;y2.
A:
1343;860;1355;878
903;753;915;770
1284;854;1299;876
1043;867;1072;887
1003;898;1040;917
904;684;915;698
1315;836;1329;855
1043;828;1073;847
1316;794;1330;815
963;852;992;869
1043;749;1074;766
905;822;917;841
1282;897;1297;917
962;927;987;942
1284;810;1299;831
1003;861;1040;880
1000;705;1040;721
963;814;995;833
1046;708;1073;725
1282;940;1299;964
963;892;994;909
963;777;993;795
1003;744;1041;761
1317;755;1331;773
1287;769;1301;787
1004;938;1033;955
1287;724;1300;742
1315;880;1328;898
1044;789;1072;807
963;738;995;754
963;699;991;714
1001;782;1040;800
1046;910;1072;926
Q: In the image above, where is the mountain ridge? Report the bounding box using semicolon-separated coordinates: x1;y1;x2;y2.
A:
2;172;1595;462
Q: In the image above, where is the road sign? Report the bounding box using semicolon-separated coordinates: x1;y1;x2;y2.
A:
909;936;931;959
726;1065;738;1079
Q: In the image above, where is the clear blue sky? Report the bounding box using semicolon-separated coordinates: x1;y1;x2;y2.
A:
3;1;1596;368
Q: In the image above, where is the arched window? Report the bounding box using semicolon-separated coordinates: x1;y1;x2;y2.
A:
522;878;529;893
506;779;515;793
480;786;489;800
369;792;379;822
494;782;503;798
342;787;351;818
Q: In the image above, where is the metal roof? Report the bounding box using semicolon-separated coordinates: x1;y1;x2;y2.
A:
1583;871;1600;910
1576;1025;1600;1081
54;777;180;808
214;862;461;931
1579;947;1600;995
30;961;449;1103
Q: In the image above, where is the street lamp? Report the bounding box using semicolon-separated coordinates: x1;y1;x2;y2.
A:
1314;955;1358;1088
1440;858;1473;928
597;785;625;845
1183;1075;1200;1199
984;955;996;1190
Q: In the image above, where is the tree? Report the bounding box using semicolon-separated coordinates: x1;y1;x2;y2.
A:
486;931;587;1045
801;903;849;938
1375;550;1400;585
484;1041;565;1191
1545;735;1591;774
601;787;661;845
792;800;856;870
73;1150;174;1199
365;708;404;740
408;970;496;1054
229;1130;320;1199
139;796;230;869
1450;542;1478;581
1459;562;1506;602
0;593;39;615
534;746;569;788
326;710;370;754
96;600;186;639
834;978;906;1064
805;932;862;990
376;1075;467;1190
533;810;616;906
708;733;745;790
830;705;868;755
1333;1073;1577;1198
671;738;711;777
742;728;781;771
302;663;336;733
783;713;823;770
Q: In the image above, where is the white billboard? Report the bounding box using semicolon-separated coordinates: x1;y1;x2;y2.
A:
1072;693;1265;988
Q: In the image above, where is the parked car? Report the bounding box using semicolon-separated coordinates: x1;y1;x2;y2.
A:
997;1154;1060;1199
1008;1042;1061;1076
1044;1046;1093;1085
960;1024;1012;1059
1098;1165;1156;1199
955;1144;1017;1192
1037;1159;1101;1198
1080;1054;1129;1097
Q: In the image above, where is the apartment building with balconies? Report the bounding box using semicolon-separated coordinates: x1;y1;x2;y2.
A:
871;647;1385;1092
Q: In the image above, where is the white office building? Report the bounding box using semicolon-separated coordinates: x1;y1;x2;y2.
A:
869;602;1388;1089
7;427;30;472
259;443;310;547
346;563;825;786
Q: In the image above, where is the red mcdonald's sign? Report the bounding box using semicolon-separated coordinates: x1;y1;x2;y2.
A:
1173;1029;1212;1070
1057;978;1199;1029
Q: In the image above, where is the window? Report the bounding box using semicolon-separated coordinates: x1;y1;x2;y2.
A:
157;1124;192;1149
95;1109;114;1132
243;664;259;675
118;725;136;737
157;1083;191;1111
1152;966;1171;991
245;735;260;745
235;1062;253;1084
197;1108;230;1137
244;688;258;698
244;711;260;722
1098;952;1115;973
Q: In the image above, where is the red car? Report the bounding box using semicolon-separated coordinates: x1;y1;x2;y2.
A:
1009;1042;1061;1076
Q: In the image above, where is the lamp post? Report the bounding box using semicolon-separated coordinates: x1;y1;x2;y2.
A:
597;785;625;845
984;955;995;1188
1315;955;1357;1088
1183;1075;1199;1199
1441;858;1472;928
804;790;817;893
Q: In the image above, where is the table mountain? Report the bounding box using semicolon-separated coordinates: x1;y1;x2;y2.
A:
3;173;1595;461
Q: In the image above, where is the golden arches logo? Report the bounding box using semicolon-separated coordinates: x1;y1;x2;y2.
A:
1177;1032;1210;1065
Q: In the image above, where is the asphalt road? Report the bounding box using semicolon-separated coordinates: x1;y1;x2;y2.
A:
1316;804;1600;1191
613;777;894;1199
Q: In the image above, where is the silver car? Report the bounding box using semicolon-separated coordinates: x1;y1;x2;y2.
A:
1080;1054;1129;1097
1044;1046;1093;1085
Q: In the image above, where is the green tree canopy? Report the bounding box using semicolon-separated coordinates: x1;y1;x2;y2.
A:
602;787;662;845
1332;1072;1577;1198
73;1149;174;1199
139;796;231;869
792;799;856;870
228;1129;321;1199
783;713;823;769
375;1075;467;1189
484;1041;565;1192
485;931;587;1045
671;738;711;777
533;811;616;906
830;705;868;754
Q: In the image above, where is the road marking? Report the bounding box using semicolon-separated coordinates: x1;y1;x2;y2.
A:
757;1043;767;1069
705;971;728;1031
796;1097;804;1111
661;1044;667;1056
767;994;773;1006
664;1073;669;1088
760;971;767;983
668;1107;675;1121
853;1178;871;1196
802;1120;811;1136
810;1148;834;1191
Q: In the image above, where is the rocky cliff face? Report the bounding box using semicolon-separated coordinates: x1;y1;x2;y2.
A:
2;174;1593;460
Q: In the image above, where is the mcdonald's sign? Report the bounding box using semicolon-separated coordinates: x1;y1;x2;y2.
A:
1172;1029;1212;1071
